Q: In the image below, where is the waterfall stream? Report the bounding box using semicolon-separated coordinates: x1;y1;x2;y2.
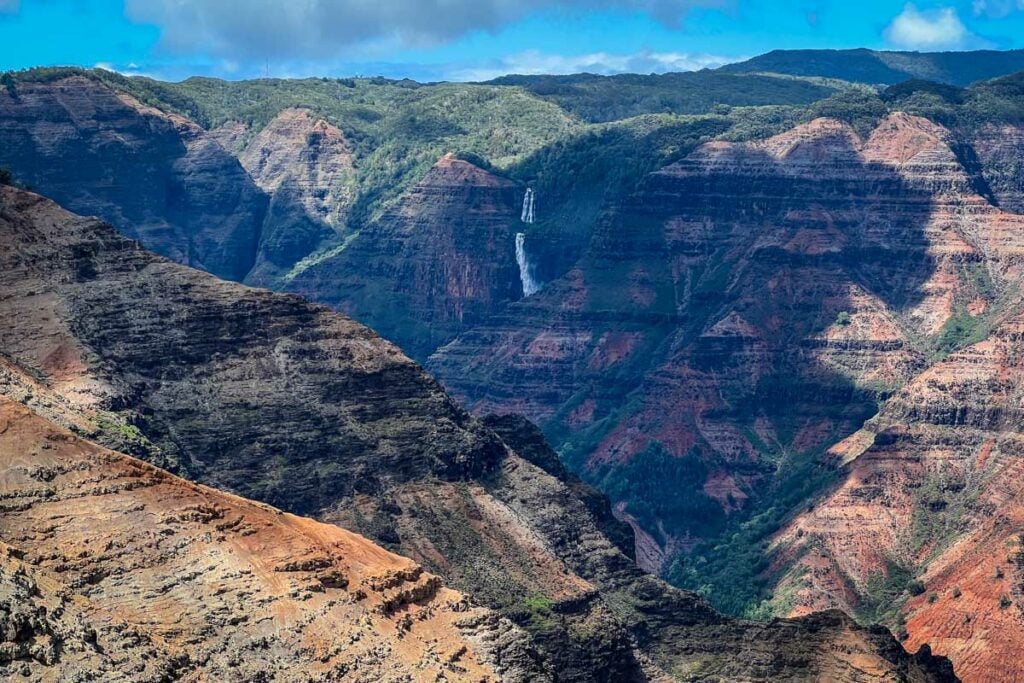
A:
521;188;535;224
515;232;540;296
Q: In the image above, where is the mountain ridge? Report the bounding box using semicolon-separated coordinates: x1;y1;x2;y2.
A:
719;48;1024;86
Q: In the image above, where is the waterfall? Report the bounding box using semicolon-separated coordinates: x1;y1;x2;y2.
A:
515;232;540;297
521;188;535;224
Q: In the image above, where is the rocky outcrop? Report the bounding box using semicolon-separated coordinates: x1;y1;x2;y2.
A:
0;74;267;282
238;108;355;284
430;113;1024;570
769;310;1024;682
0;397;541;682
240;108;355;225
288;153;525;360
0;184;956;681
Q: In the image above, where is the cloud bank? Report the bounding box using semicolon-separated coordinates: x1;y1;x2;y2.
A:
127;0;723;60
450;49;733;81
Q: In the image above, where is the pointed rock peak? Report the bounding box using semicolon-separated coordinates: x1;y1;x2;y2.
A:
861;111;957;165
240;107;353;196
755;117;863;162
257;107;348;143
423;152;516;188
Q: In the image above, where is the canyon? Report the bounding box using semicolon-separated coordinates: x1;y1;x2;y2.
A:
3;58;1024;680
0;182;956;680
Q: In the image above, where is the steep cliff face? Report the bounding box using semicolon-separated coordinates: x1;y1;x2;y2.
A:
971;123;1024;213
0;397;542;682
768;309;1024;683
430;113;1024;571
0;75;266;282
0;185;955;682
288;154;526;360
237;108;356;284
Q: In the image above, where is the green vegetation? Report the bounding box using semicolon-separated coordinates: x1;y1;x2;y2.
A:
0;167;12;186
522;594;557;632
595;443;725;544
835;311;851;326
884;71;1024;130
933;308;987;359
667;442;842;617
487;71;841;123
89;412;168;468
804;87;887;138
745;566;809;620
858;563;917;625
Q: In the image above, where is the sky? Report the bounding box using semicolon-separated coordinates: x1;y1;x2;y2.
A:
1;0;1024;82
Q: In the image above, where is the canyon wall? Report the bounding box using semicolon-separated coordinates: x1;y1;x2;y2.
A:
288;154;526;360
0;184;956;681
0;75;267;281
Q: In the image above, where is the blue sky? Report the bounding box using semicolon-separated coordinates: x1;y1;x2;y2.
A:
2;0;1024;81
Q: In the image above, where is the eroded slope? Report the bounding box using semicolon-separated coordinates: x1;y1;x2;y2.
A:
0;396;541;682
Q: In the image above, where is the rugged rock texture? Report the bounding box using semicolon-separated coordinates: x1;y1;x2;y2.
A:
0;397;541;682
288;154;526;360
769;309;1024;682
0;541;183;682
238;108;355;284
0;75;267;281
0;184;502;517
0;185;956;681
431;113;1024;571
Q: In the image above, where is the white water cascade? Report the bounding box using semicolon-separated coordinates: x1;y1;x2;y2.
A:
521;188;535;224
515;232;540;297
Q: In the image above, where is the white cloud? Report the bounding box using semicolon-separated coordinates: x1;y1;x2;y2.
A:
971;0;1024;18
125;0;724;60
447;49;734;81
883;3;975;50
